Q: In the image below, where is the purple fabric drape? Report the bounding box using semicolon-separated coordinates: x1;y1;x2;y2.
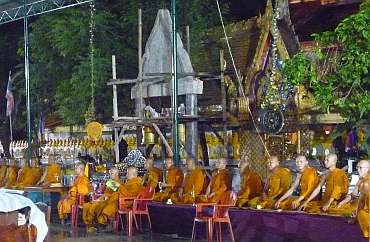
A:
148;202;366;242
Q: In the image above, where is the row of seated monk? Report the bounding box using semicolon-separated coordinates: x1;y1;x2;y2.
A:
56;154;370;237
0;157;62;189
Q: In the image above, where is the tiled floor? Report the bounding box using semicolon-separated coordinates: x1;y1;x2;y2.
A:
48;224;196;242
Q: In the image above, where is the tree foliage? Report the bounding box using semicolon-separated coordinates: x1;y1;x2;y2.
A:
283;0;370;121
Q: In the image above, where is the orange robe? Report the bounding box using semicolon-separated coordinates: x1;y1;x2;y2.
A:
153;167;183;202
357;177;369;238
83;179;122;226
4;166;18;188
0;164;7;186
172;167;206;204
145;166;162;190
15;167;43;189
198;169;231;203
97;177;143;225
279;167;320;210
249;167;291;209
58;175;91;220
44;164;62;185
236;168;263;207
305;168;349;213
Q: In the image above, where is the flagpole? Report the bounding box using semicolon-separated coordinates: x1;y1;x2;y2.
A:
9;114;13;142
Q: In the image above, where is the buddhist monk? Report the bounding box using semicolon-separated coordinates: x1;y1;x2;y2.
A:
83;167;122;232
14;159;43;189
171;157;206;204
143;157;162;190
275;155;320;210
36;156;62;187
198;158;232;204
3;159;18;188
299;153;349;213
357;169;370;237
58;163;91;223
236;159;263;207
330;160;370;216
0;158;8;186
153;157;184;203
96;167;143;229
248;156;291;209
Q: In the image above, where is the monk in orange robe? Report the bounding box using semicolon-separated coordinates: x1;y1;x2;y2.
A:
331;160;370;216
357;169;370;238
248;156;291;209
36;156;62;187
153;157;183;203
83;167;122;232
58;163;91;222
97;166;143;227
143;157;162;190
236;159;263;207
171;157;206;204
3;159;18;188
299;153;349;213
198;158;231;203
15;159;43;189
0;159;8;186
275;155;320;210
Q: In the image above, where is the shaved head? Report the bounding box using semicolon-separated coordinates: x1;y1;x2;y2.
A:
109;167;120;180
357;160;370;178
324;153;338;169
127;166;138;179
75;163;85;175
165;157;174;169
267;156;280;171
145;157;154;169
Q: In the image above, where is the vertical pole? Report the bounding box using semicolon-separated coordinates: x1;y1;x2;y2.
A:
112;55;119;163
186;25;190;55
171;0;179;166
9;114;13;142
138;8;143;119
112;55;118;120
220;50;227;154
136;8;144;153
24;0;32;165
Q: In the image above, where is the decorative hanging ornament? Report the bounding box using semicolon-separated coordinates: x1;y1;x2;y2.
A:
258;109;284;134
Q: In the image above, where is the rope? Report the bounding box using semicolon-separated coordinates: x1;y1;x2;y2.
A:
215;0;270;158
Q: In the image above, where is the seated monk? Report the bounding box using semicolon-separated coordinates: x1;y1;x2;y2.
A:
331;160;370;216
275;155;320;210
83;167;122;232
3;159;18;188
248;156;291;209
14;159;43;189
97;166;143;228
58;163;91;223
236;159;263;207
171;156;206;204
0;158;8;187
299;153;349;213
357;166;370;238
153;157;183;203
198;158;232;204
143;157;162;190
36;156;62;187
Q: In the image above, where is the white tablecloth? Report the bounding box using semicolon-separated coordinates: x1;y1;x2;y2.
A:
0;189;48;242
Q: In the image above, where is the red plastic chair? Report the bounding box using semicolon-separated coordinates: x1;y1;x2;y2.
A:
132;186;154;231
191;202;215;242
71;194;88;227
115;196;136;236
212;191;237;242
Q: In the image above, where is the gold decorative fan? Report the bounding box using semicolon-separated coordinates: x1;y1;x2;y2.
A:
86;121;103;141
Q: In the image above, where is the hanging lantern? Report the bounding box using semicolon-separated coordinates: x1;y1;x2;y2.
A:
143;126;155;145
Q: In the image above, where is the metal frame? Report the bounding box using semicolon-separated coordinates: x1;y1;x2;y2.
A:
0;0;92;25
